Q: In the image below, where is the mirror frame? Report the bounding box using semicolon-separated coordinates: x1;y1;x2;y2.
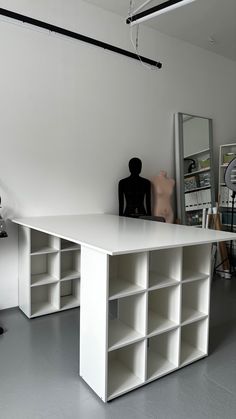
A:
175;112;215;226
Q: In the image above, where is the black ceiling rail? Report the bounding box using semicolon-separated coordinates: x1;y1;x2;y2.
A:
0;8;162;69
126;0;183;24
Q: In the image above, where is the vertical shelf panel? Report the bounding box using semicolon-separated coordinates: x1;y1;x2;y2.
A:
108;340;146;400
148;285;180;336
149;248;182;289
182;244;211;281
181;278;210;324
109;252;148;299
108;293;146;350
18;226;31;317
147;328;179;381
80;246;109;402
180;318;208;366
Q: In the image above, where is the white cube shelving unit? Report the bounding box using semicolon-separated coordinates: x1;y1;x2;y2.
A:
80;242;212;402
19;226;81;318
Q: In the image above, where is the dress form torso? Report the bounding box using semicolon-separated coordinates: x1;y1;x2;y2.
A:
151;171;175;223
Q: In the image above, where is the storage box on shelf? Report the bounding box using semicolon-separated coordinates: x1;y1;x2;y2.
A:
19;226;81;318
81;242;211;402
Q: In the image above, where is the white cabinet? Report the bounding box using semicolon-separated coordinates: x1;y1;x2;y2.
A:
80;242;212;402
18;226;80;318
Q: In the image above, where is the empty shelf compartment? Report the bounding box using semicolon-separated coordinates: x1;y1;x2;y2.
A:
180;319;208;366
108;293;146;351
31;282;59;317
182;244;211;282
31;229;59;255
60;250;80;280
108;341;145;400
60;238;80;251
181;278;209;324
60;278;80;309
149;248;181;289
148;285;180;336
31;253;59;286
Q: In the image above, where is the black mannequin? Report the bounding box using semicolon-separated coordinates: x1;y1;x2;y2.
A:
119;157;151;217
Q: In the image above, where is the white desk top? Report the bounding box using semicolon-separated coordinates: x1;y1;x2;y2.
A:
12;214;236;255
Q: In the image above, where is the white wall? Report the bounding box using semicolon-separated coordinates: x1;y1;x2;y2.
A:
0;0;236;309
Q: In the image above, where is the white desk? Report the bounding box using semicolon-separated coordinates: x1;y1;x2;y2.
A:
13;214;236;401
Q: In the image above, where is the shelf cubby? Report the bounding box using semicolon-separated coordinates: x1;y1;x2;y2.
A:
60;238;80;252
109;252;147;300
31;229;59;255
31;253;59;287
147;328;179;381
182;244;211;282
180;318;208;366
149;248;181;289
108;293;146;351
60;250;80;281
60;278;80;310
108;340;146;400
31;282;59;317
148;285;180;336
181;278;209;325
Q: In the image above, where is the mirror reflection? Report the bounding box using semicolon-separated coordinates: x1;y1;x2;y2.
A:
175;113;215;226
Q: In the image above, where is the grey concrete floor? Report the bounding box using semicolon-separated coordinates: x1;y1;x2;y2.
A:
0;277;236;419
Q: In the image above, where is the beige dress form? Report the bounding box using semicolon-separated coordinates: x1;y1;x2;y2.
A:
151;171;175;223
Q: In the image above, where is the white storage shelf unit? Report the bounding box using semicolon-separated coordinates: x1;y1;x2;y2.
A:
19;227;81;318
80;242;212;402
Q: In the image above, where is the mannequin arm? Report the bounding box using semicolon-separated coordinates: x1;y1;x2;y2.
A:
146;182;151;215
118;181;124;216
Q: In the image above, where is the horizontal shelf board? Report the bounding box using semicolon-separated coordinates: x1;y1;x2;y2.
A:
180;341;206;367
31;274;59;287
60;270;80;281
61;245;80;252
31;246;58;255
182;270;208;282
108;359;143;400
181;307;207;325
184;148;210;159
184;185;211;194
148;312;178;336
149;271;179;290
108;319;144;351
31;302;58;317
109;278;145;300
60;296;80;310
184;167;211;178
147;351;177;381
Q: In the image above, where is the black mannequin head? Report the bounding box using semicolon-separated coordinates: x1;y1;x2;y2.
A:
129;157;142;176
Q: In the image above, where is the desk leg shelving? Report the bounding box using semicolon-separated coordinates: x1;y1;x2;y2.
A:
18;226;81;318
80;242;212;402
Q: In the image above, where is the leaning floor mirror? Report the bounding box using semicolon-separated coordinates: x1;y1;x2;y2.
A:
175;113;215;226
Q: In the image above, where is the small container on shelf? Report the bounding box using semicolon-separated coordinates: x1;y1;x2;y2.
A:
31;229;59;255
182;244;211;282
60;250;80;281
31;253;60;287
31;282;59;317
149;248;181;290
109;252;148;300
108;293;146;351
60;278;80;310
181;278;209;325
180;318;208;366
108;340;146;400
147;328;179;381
148;285;180;336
